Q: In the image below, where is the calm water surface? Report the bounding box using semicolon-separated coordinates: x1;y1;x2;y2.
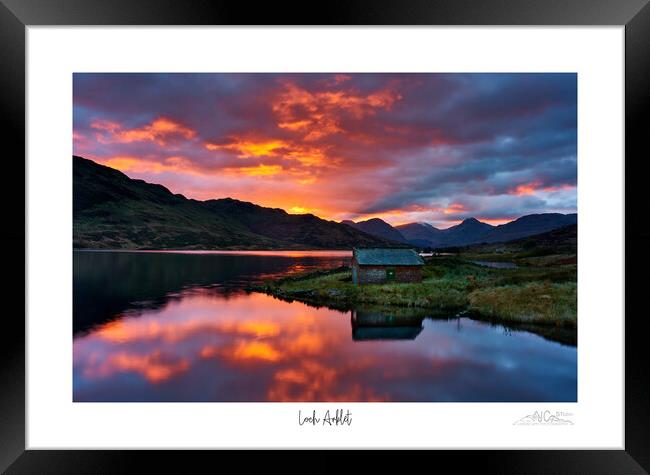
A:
73;250;576;402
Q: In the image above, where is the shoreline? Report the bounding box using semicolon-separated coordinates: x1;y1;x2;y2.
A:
252;260;577;345
254;284;577;347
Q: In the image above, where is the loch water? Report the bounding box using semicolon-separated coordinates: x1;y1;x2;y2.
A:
73;250;577;402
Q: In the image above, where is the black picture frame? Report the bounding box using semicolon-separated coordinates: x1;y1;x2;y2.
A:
2;0;648;471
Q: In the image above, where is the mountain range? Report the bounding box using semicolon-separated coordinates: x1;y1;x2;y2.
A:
74;155;577;250
73;156;397;250
343;213;577;249
340;218;409;243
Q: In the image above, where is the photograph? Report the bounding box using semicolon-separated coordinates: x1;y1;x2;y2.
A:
72;72;578;403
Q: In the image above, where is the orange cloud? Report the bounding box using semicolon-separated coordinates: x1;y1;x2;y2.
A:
96;312;284;345
98;153;290;181
90;119;121;133
285;332;326;354
541;184;575;193
509;181;542;196
231;341;281;362
267;359;389;402
278;120;311;131
271;81;401;141
85;350;190;383
206;139;288;157
73;131;90;147
216;320;281;338
284;146;329;166
91;117;197;145
508;181;575;196
202;340;283;365
443;203;468;215
225;164;284;177
206;136;330;168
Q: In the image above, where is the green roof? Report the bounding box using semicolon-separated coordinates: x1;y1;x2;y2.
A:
353;248;424;266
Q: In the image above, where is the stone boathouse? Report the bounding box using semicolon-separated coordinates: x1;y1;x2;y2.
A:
351;248;424;285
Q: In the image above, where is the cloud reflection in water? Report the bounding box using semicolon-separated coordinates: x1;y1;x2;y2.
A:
73;288;576;402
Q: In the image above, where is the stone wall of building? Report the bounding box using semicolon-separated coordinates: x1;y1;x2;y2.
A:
353;264;422;284
395;266;423;283
358;266;387;284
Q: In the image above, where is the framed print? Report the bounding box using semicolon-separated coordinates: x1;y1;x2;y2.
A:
2;0;649;471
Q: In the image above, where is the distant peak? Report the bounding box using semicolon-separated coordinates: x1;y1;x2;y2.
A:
456;217;493;229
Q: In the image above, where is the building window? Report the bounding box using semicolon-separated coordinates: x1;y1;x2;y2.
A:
386;268;396;281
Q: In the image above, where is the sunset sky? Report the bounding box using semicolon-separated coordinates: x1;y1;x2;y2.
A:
73;73;577;228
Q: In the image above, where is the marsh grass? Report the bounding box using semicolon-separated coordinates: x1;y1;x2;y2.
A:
468;282;577;328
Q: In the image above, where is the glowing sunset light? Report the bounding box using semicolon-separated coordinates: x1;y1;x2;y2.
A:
74;73;577;226
289;206;312;214
230;341;282;363
508;181;577;197
206;138;288;157
227;164;283;177
97;155;199;175
509;181;543;196
443;203;468;215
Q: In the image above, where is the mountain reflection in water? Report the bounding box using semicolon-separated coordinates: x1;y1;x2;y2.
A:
73;250;577;402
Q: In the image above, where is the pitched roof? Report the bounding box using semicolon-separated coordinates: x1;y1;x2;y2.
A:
353;248;424;266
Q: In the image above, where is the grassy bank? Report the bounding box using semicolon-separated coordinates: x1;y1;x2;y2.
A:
467;281;576;327
255;256;577;329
